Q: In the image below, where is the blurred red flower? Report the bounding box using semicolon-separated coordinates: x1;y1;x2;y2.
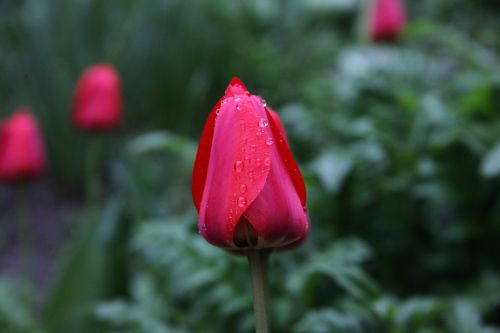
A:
192;78;309;251
71;63;123;131
0;108;46;182
369;0;406;41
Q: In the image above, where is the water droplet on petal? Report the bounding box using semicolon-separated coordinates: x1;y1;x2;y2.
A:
250;145;257;152
234;160;244;172
266;137;273;146
259;118;269;128
215;108;220;115
237;196;247;208
264;157;271;166
256;158;262;167
260;97;267;107
256;130;262;136
240;184;247;194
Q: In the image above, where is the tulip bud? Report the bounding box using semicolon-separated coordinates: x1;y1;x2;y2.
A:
0;108;46;182
369;0;406;41
71;63;123;131
192;78;309;251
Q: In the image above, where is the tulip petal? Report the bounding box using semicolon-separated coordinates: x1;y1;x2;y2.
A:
192;78;250;211
242;124;309;248
198;93;273;247
225;77;249;97
370;0;406;41
0;109;46;182
192;98;222;211
266;109;307;206
71;63;122;131
267;109;289;144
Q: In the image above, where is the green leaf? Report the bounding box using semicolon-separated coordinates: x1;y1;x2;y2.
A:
480;143;500;177
311;150;353;194
125;131;196;161
0;278;40;333
42;198;128;333
293;309;363;333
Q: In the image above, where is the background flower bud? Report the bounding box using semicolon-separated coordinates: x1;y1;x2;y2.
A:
71;63;123;131
0;108;47;182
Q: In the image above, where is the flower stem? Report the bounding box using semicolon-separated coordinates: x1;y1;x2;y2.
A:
17;186;33;285
85;137;102;205
357;0;373;43
247;249;270;333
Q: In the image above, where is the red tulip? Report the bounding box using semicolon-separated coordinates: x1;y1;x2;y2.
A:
369;0;406;41
0;108;46;182
71;63;123;131
192;78;309;251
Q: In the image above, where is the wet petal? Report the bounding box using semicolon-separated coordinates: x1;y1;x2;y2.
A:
266;108;307;206
192;98;222;211
198;91;273;247
242;124;309;248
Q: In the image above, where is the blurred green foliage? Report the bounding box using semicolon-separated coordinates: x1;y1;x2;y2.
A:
1;0;500;332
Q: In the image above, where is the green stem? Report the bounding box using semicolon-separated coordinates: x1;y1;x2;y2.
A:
247;249;270;333
85;137;103;206
357;0;373;43
17;187;33;285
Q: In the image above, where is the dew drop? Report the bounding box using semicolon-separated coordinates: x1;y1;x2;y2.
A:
256;158;262;167
240;184;247;194
215;108;220;115
250;145;257;152
266;137;273;146
235;96;241;103
264;157;271;166
260;97;267;107
201;223;207;232
259;118;269;128
234;160;244;172
237;196;247;208
256;130;262;136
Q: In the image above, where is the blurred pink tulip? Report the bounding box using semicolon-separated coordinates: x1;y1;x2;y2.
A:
71;63;123;131
0;108;46;182
369;0;406;41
